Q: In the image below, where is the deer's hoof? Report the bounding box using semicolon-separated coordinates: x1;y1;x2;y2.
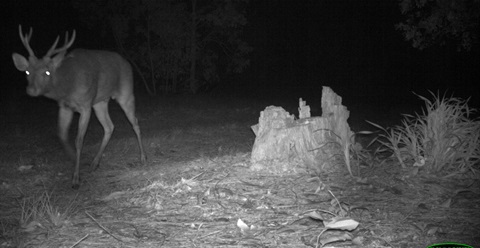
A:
72;173;81;189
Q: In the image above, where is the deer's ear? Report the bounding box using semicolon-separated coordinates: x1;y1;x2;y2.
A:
51;52;66;69
12;53;29;71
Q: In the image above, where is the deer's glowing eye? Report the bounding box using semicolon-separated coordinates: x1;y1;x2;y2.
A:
25;71;30;76
45;71;51;76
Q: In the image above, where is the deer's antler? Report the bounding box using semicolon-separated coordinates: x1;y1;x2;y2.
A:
45;30;76;58
18;25;35;58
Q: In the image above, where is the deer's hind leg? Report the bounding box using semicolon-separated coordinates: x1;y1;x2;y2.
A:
116;93;147;165
91;100;114;170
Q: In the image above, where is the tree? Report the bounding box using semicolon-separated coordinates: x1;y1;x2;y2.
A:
136;0;190;95
72;0;251;95
396;0;480;51
187;0;251;93
71;0;156;94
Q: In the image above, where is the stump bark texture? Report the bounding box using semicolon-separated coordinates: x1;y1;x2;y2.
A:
250;86;353;174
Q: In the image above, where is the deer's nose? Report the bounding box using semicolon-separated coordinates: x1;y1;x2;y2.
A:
26;86;40;96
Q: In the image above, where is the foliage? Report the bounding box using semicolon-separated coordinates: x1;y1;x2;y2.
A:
136;0;190;94
396;0;480;51
369;92;480;176
72;0;251;94
199;0;252;74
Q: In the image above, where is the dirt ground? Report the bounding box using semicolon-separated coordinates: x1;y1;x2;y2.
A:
0;95;479;247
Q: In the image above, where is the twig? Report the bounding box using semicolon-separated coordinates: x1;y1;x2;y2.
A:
69;234;89;248
328;190;344;213
198;230;221;239
85;211;123;242
190;172;205;181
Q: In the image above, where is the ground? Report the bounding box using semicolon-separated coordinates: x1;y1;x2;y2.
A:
0;94;478;247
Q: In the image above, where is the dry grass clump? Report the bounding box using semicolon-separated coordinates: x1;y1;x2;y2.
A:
18;188;79;231
369;92;480;176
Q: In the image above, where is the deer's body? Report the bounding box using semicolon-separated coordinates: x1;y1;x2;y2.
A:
39;49;132;109
12;26;146;189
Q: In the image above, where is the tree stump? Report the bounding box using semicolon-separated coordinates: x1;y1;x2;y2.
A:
250;86;353;174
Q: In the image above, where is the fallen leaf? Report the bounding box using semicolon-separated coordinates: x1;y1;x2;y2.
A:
18;165;33;172
320;232;353;246
237;219;250;232
324;217;359;230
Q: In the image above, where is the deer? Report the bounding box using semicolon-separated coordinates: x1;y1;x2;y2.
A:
12;25;147;189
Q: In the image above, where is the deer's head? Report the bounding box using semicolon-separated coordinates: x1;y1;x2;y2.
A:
12;25;76;96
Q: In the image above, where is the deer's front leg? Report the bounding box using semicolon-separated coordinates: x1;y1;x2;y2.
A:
71;108;92;189
58;107;74;162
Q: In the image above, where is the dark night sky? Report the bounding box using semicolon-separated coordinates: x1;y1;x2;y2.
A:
243;1;479;105
1;0;479;108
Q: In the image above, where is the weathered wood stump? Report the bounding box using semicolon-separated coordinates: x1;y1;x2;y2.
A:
250;86;353;174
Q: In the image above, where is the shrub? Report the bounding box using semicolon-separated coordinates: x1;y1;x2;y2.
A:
369;92;480;176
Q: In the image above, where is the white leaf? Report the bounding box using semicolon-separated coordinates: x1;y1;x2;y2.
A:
305;211;324;220
102;191;126;201
324;217;359;230
18;165;33;172
237;219;250;232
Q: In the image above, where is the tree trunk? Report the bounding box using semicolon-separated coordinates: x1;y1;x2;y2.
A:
189;0;198;94
109;16;153;95
146;10;157;95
